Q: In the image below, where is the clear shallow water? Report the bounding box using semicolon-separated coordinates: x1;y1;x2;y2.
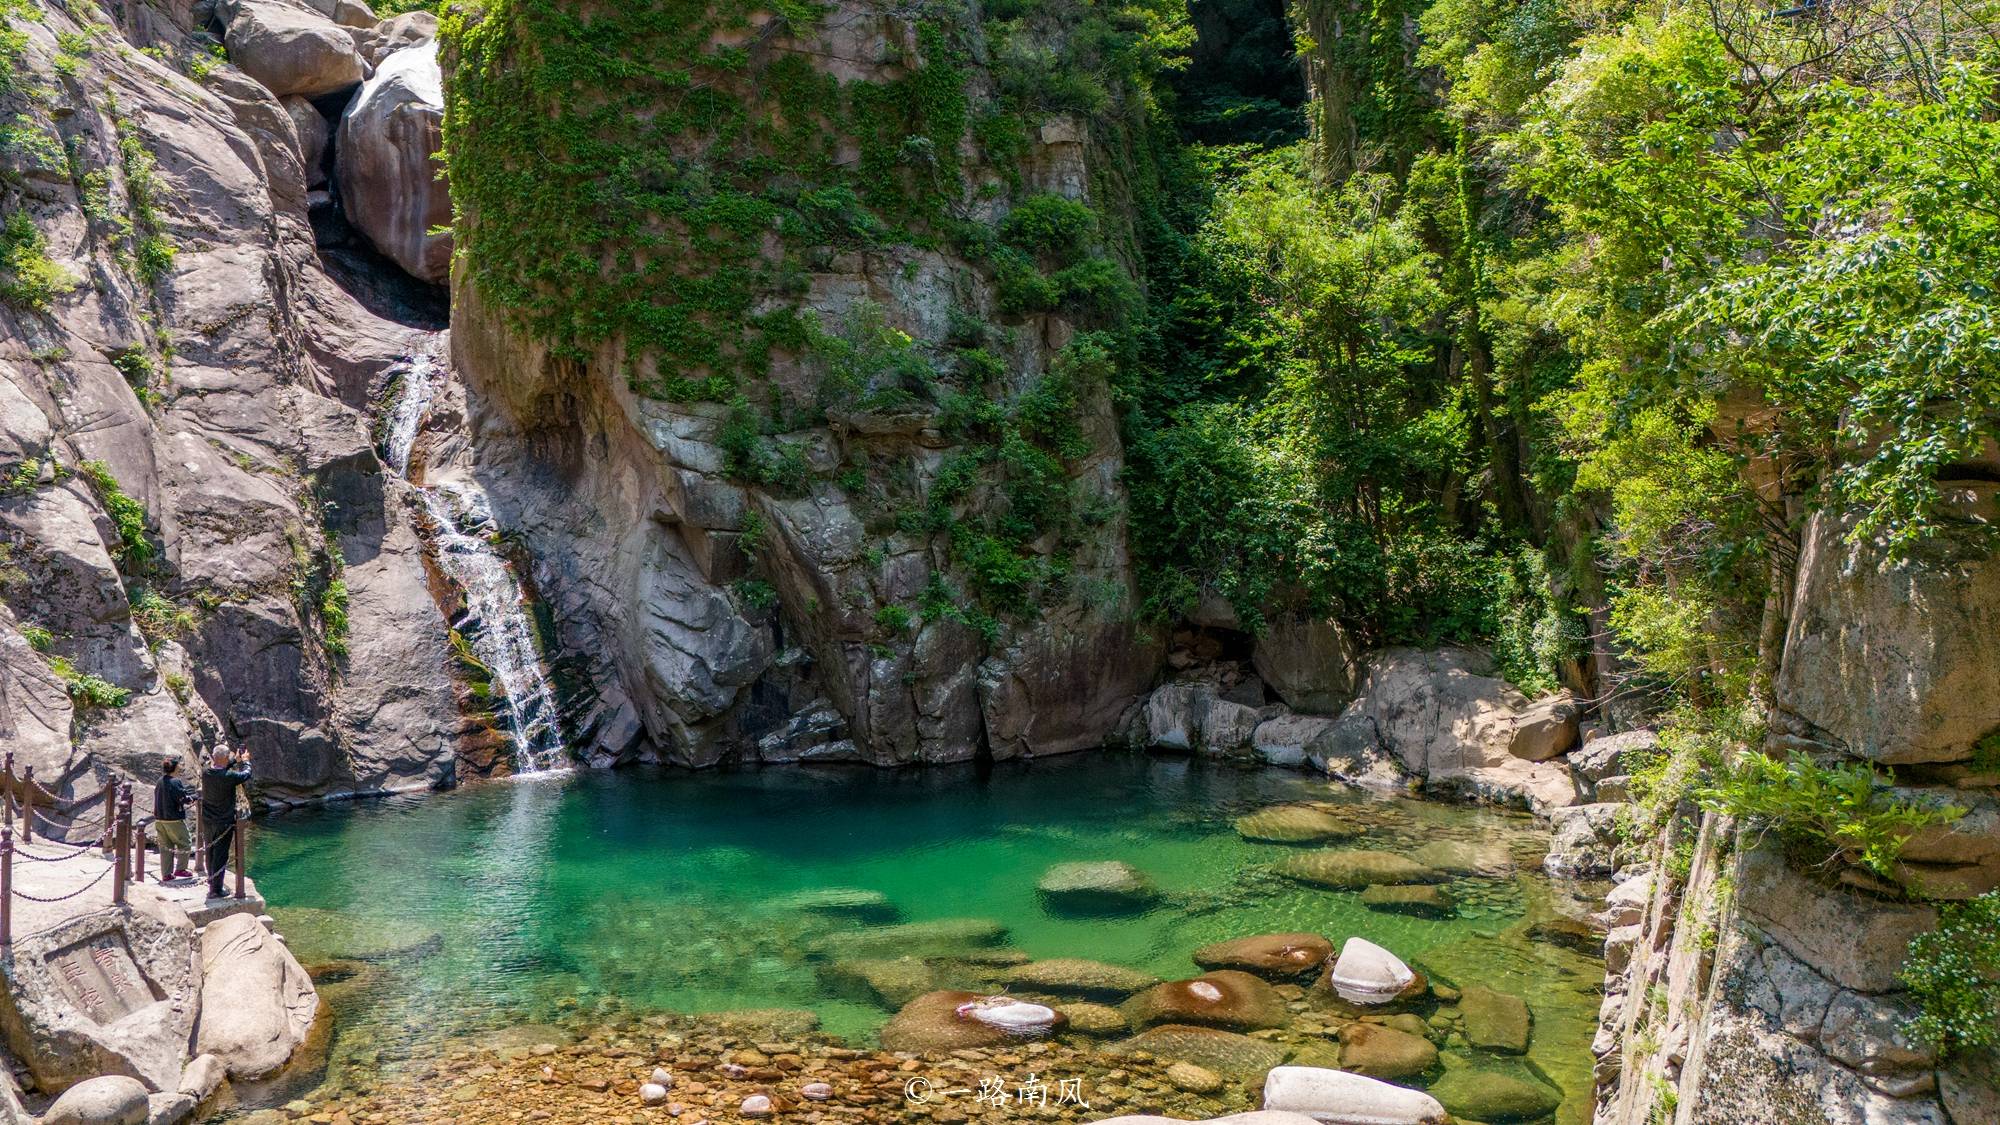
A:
253;754;1603;1119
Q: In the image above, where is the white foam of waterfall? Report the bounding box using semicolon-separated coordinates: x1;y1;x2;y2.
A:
383;349;443;476
383;346;570;773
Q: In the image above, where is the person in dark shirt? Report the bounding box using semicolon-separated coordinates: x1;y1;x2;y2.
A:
152;758;194;880
201;746;252;898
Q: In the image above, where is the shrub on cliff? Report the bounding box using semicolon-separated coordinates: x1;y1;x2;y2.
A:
1901;889;2000;1057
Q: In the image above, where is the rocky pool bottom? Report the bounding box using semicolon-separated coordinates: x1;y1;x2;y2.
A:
233;755;1609;1124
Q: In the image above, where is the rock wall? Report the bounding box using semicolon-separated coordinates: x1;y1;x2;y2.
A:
0;0;469;809
1589;506;2000;1125
442;2;1162;767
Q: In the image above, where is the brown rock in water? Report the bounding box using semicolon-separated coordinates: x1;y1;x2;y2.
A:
1190;933;1333;980
1104;1025;1287;1080
1057;1003;1129;1037
1123;971;1288;1032
1359;884;1457;918
1233;805;1363;845
1337;1023;1438;1079
1459;986;1532;1054
337;42;452;283
878;992;1064;1053
1276;850;1446;889
1003;959;1161;1000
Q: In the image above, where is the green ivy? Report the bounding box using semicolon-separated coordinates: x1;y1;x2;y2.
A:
77;460;153;567
1901;890;2000;1057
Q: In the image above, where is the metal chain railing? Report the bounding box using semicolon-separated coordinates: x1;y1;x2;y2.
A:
1;776;250;947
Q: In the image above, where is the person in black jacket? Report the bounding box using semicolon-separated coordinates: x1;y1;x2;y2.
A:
201;746;252;898
153;758;194;880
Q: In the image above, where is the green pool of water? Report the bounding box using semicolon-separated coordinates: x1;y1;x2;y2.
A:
252;753;1603;1120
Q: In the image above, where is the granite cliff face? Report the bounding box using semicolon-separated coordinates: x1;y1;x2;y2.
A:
0;0;466;807
1589;493;2000;1125
439;2;1162;767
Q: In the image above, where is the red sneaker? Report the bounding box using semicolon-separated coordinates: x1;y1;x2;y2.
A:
173;870;193;878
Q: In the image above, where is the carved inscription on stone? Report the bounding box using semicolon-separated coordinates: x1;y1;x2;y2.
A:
45;930;157;1024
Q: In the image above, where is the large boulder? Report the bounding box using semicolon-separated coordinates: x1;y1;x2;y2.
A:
1260;1066;1447;1125
1035;861;1160;915
1145;682;1261;756
336;41;451;283
1774;508;2000;764
1251;714;1339;768
0;896;199;1094
1507;690;1579;761
1335;648;1579;811
1191;933;1333;981
1543;802;1624;877
1251;613;1359;714
216;0;366;98
194;915;323;1080
42;1075;149;1125
1123;971;1289;1032
1323;938;1415;1007
349;10;438;66
1358;884;1455;918
280;96;329;188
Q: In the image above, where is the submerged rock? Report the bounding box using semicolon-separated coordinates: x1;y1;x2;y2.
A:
778;888;900;922
1336;1023;1437;1079
805;918;1006;961
1324;938;1415;1006
1036;861;1161;915
1060;1002;1130;1036
272;908;444;962
1190;933;1333;980
1276;850;1445;889
1003;958;1161;1000
879;991;1063;1052
1259;1065;1448;1125
1105;1024;1288;1079
817;958;936;1009
1165;1060;1225;1094
1426;1069;1561;1121
1123;970;1288;1032
1233;805;1362;845
1459;986;1532;1054
1359;884;1456;918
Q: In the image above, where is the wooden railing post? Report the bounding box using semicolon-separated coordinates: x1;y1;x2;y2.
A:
192;801;205;876
232;818;246;900
112;785;129;907
2;823;12;948
99;778;116;853
19;766;33;844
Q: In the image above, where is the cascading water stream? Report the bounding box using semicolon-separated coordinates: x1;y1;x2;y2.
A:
385;346;570;772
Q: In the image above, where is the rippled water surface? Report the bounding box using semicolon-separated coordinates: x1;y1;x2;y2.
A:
253;754;1604;1121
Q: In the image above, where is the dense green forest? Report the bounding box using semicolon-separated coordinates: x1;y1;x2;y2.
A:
1118;0;1999;712
441;0;1998;717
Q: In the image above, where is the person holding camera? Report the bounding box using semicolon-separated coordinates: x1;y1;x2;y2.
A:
153;758;195;880
201;746;252;899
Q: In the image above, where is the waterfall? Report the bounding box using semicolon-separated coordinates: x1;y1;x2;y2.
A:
382;346;571;773
382;348;443;476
